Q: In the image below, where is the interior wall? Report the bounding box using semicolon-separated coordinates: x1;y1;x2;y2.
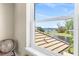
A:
0;3;26;56
0;4;14;41
14;3;26;56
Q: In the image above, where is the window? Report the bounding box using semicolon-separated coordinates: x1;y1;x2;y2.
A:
26;3;79;56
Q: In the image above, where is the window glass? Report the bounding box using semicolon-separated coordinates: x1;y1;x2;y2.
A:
35;3;74;55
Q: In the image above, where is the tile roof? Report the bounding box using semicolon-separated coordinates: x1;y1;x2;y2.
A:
35;30;69;53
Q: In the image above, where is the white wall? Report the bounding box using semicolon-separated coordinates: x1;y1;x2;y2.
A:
0;3;26;56
14;4;26;56
0;4;14;41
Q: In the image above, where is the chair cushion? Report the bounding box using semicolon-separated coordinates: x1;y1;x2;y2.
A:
0;39;15;53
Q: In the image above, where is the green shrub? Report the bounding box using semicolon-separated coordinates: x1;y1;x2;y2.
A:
37;27;45;32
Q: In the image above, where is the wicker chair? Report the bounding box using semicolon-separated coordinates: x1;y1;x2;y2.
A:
0;39;16;56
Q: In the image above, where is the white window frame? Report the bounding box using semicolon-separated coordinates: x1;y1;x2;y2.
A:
25;3;79;56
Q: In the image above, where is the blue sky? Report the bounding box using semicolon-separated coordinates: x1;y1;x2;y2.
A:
35;3;74;28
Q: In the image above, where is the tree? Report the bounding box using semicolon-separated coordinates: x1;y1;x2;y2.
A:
56;24;66;33
65;19;73;33
37;27;45;32
65;19;74;54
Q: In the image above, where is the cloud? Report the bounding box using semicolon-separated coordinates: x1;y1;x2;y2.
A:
61;7;74;16
68;10;74;17
37;13;48;17
44;3;57;8
63;8;69;12
36;13;50;20
43;3;71;8
63;7;74;16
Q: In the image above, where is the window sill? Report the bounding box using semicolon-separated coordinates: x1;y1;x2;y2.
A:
25;47;48;56
25;47;62;56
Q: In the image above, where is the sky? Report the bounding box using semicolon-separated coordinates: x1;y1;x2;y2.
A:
35;3;74;28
